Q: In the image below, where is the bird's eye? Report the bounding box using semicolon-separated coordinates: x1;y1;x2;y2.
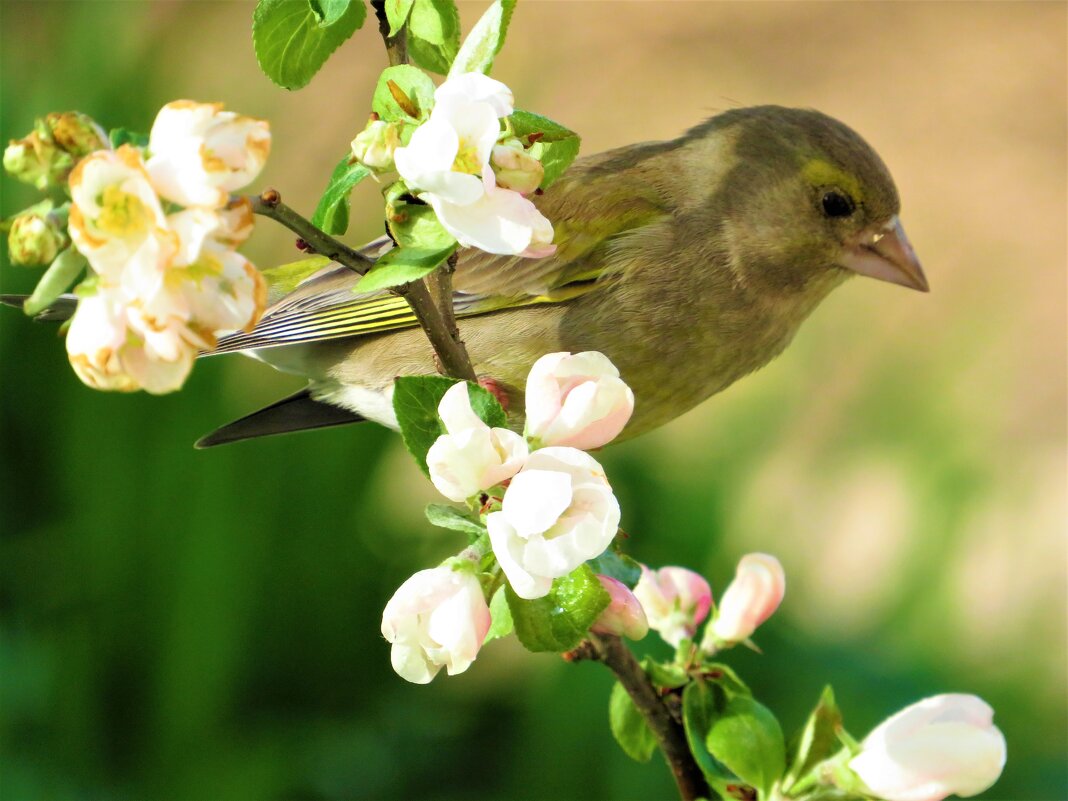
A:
821;191;855;218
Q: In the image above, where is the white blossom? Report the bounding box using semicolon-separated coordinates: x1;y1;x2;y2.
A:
392;73;554;258
381;567;491;684
486;447;619;600
709;553;785;645
426;382;528;502
633;565;713;647
849;694;1007;801
146;100;270;208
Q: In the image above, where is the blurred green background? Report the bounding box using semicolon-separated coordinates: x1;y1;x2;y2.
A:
1;2;1065;800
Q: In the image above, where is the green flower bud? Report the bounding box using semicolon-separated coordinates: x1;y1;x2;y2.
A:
3;131;74;190
350;118;402;171
490;137;544;195
7;201;70;267
45;111;109;158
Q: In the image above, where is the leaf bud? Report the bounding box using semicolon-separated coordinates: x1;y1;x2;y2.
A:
350;118;403;171
3;130;74;190
45;111;109;158
7;201;70;266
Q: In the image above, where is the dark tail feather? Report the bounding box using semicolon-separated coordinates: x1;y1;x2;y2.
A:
1;293;77;322
195;389;365;448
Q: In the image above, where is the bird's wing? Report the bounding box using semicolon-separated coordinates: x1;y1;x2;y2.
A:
212;181;668;355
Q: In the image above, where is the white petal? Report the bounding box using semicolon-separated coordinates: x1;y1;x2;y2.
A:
487;512;551;600
434;72;514;117
502;469;573;537
437;381;487;434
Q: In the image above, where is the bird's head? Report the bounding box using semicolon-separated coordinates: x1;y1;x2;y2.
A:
691;106;927;295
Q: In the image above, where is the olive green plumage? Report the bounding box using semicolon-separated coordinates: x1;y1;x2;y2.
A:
206;105;926;445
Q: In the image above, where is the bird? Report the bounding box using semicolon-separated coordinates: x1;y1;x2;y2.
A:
4;105;927;447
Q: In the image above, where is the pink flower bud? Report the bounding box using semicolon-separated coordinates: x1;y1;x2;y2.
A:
710;553;785;644
523;351;635;451
591;575;648;640
849;694;1007;801
632;565;712;647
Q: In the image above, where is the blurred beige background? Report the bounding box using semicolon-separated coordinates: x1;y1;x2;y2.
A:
2;2;1065;800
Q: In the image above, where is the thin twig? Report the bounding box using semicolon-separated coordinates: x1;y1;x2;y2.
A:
588;633;711;801
368;0;477;383
248;189;373;273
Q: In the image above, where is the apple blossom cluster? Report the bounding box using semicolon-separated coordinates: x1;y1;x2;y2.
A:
4;102;270;394
382;350;635;682
348;71;555;258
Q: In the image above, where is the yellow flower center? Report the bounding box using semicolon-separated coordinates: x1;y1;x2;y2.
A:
96;185;152;238
452;139;482;175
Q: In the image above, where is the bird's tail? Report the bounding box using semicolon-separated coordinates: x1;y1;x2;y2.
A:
1;293;77;322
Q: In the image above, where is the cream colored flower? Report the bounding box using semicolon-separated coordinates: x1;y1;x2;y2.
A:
146;100;270;208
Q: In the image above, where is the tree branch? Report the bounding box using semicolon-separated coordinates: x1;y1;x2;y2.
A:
370;0;408;68
249;189;373;273
588;633;711;801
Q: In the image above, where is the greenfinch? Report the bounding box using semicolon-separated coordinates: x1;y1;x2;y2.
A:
6;106;928;446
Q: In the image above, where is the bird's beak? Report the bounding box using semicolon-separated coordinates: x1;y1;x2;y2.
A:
838;216;929;292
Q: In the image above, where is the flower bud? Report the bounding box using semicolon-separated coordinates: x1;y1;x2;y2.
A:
524;351;635;451
632;565;712;647
849;694;1007;801
45;111;109;158
381;566;491;684
7;201;69;266
591;575;648;640
491;138;543;195
709;553;785;645
350;118;403;171
3;131;74;190
426;381;528;502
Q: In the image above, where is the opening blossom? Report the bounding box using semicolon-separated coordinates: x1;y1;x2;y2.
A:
849;694;1007;801
426;381;528;502
64;102;269;394
708;552;785;645
381;566;491;684
393;72;555;258
487;447;620;600
524;351;636;450
633;565;713;647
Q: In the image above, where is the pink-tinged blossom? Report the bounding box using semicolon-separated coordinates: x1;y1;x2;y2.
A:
849;694;1007;801
632;565;712;647
709;553;785;644
381;567;491;684
524;351;635;450
591;575;649;640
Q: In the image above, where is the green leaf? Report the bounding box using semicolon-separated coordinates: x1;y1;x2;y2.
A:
260;255;332;301
485;586;513;642
508;110;581;189
356;243;457;292
466;379;507;428
252;0;366;90
108;127;148;149
386;196;457;251
384;0;415;34
506;564;610;653
449;0;515;76
701;662;751;698
643;658;689;691
372;65;437;122
586;546;641;589
608;681;657;763
784;686;845;794
311;155;371;235
23;248;87;317
407;0;461;74
392;374;457;474
706;695;786;799
425;503;486;537
682;679;736;787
